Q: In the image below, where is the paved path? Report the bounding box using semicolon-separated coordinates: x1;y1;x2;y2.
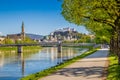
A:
39;49;109;80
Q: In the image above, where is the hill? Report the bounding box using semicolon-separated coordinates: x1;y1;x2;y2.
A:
26;33;44;40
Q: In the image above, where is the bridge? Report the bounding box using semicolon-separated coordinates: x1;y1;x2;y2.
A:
40;42;94;47
0;42;95;47
0;42;61;53
0;42;95;53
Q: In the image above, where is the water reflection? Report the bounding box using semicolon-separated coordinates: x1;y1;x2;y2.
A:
18;53;25;77
0;53;4;67
0;47;87;80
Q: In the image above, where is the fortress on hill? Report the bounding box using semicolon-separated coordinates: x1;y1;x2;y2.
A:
48;27;79;42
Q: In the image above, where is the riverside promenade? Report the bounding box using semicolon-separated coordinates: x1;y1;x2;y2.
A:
39;48;109;80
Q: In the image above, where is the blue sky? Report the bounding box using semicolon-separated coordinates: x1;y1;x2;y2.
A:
0;0;89;36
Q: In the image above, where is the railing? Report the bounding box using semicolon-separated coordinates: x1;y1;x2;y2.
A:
0;42;95;47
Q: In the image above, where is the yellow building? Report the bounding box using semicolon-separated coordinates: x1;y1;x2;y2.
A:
0;36;5;44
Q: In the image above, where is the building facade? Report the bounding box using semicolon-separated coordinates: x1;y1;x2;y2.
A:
7;22;25;41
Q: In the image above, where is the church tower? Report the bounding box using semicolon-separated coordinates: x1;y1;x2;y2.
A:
21;21;25;39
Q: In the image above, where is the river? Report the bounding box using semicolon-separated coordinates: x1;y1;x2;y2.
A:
0;47;88;80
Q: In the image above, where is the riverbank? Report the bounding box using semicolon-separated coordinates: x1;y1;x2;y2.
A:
107;53;120;80
20;47;99;80
0;46;41;52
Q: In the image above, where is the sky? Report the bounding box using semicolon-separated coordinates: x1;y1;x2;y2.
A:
0;0;89;36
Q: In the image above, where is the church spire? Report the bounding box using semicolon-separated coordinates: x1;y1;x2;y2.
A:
22;21;24;33
21;21;25;39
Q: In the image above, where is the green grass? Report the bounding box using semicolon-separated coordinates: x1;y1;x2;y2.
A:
63;46;94;49
23;46;42;51
20;48;99;80
107;53;120;80
0;47;17;51
0;46;41;52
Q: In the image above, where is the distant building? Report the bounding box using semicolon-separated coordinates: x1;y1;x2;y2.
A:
0;36;5;44
7;22;44;43
7;22;25;41
48;27;78;42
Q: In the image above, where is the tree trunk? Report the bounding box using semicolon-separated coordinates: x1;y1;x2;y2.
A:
110;34;118;55
110;38;113;53
117;30;120;65
110;37;115;53
115;36;118;56
114;15;120;64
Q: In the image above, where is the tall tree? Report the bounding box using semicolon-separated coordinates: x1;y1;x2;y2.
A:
61;0;120;64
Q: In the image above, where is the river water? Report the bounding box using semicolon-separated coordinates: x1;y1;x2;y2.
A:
0;47;87;80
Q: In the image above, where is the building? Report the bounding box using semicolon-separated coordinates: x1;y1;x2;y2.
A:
48;27;78;42
0;36;5;44
7;22;25;41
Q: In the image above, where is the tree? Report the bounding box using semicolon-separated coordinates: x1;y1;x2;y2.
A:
22;36;37;44
76;34;93;43
2;38;14;44
61;0;120;64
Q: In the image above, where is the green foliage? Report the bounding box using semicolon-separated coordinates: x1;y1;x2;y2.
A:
22;46;41;51
0;47;17;51
2;38;14;44
87;22;112;43
19;36;37;44
63;40;74;43
61;0;118;43
107;53;120;80
0;46;41;52
77;35;92;43
21;48;99;80
1;36;37;44
15;40;22;44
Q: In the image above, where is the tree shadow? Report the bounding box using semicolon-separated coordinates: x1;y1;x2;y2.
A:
53;66;106;79
51;49;109;79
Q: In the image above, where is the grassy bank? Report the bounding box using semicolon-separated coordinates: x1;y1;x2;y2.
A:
107;53;120;80
0;47;17;51
64;45;94;49
0;46;41;52
23;46;42;51
21;48;99;80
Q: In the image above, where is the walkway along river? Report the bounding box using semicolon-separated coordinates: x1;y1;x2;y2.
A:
0;47;88;80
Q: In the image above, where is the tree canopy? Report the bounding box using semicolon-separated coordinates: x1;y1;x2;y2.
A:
62;0;119;38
